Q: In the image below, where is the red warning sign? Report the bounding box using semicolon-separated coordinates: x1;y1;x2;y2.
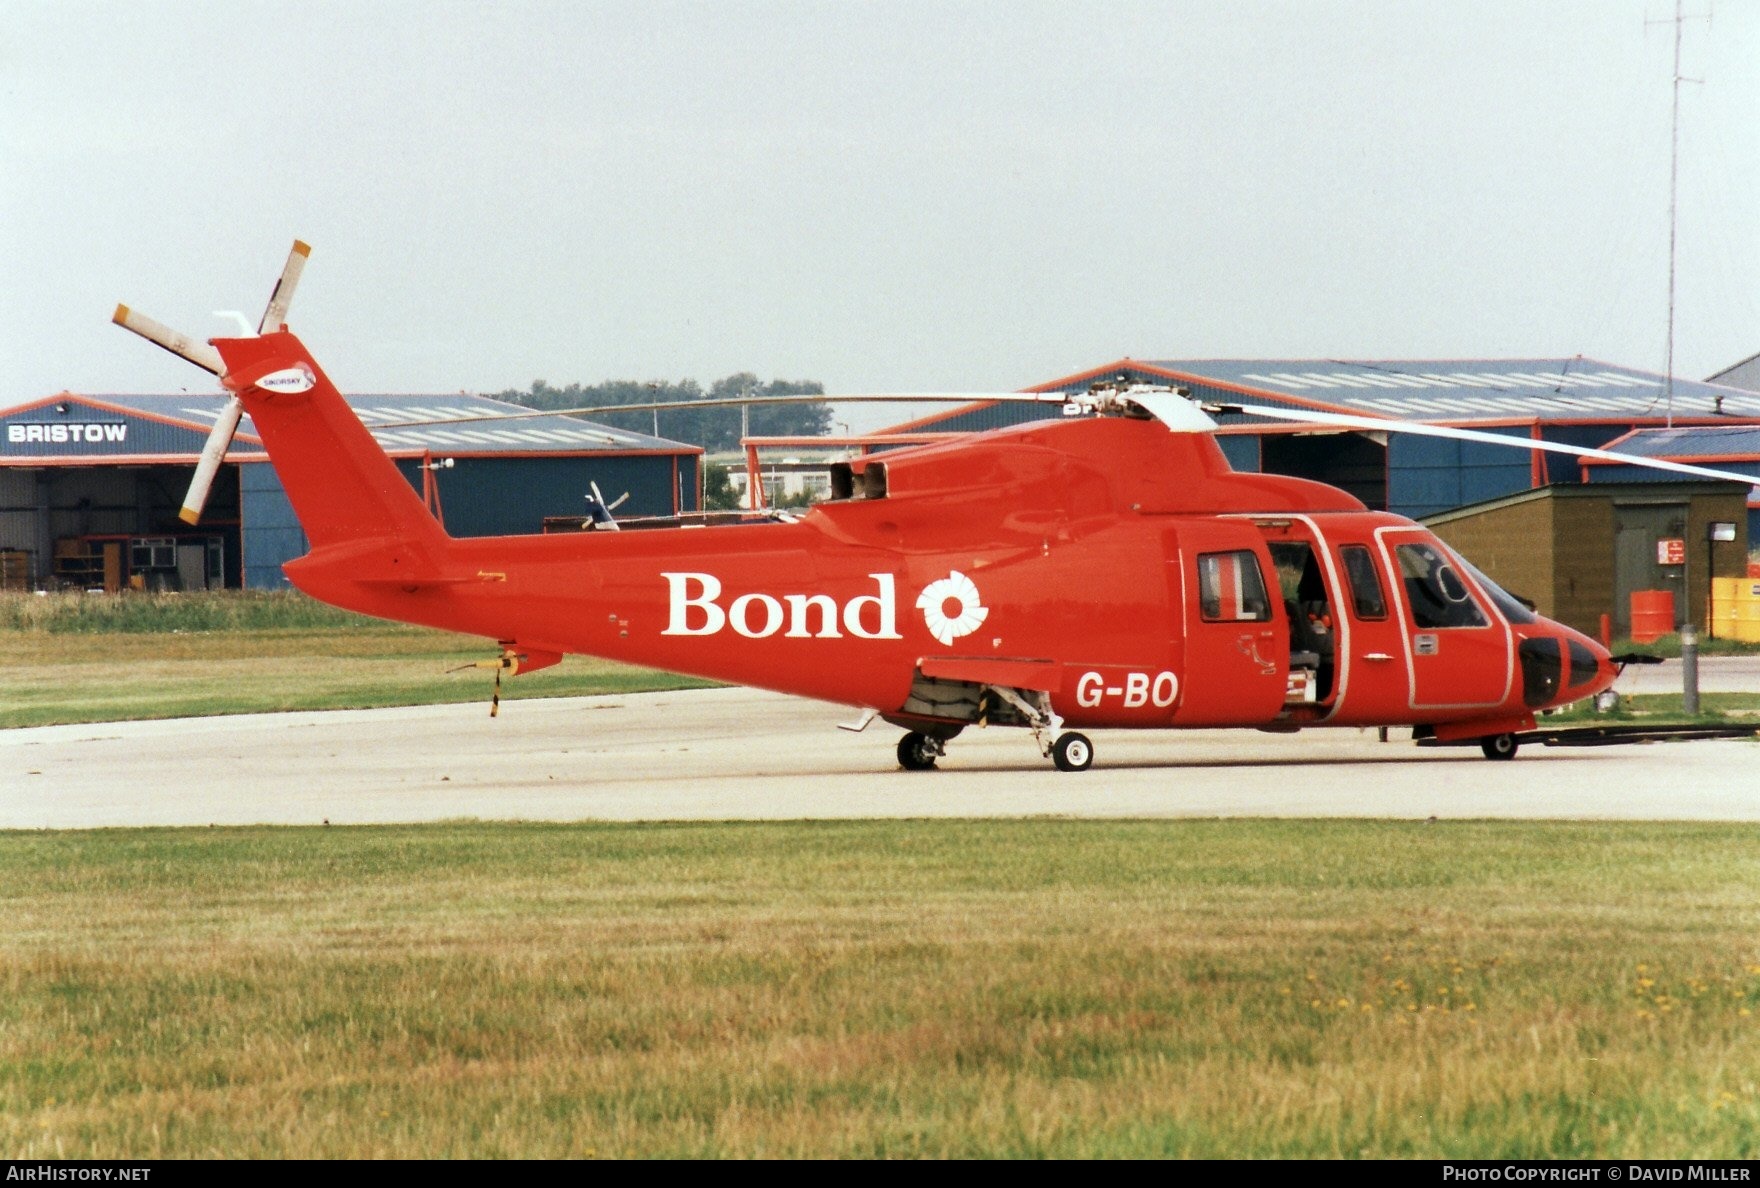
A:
1657;538;1685;565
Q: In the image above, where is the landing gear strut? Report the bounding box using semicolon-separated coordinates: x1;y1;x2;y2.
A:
1479;733;1519;761
897;732;944;771
982;684;1093;772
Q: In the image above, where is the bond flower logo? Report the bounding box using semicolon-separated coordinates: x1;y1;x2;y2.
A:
916;571;988;646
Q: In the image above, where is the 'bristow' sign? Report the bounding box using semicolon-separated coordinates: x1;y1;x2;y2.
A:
7;422;128;445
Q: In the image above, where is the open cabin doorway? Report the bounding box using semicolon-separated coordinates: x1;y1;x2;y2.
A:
1255;520;1340;712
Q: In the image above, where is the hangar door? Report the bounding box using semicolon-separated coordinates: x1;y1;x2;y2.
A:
1261;432;1387;511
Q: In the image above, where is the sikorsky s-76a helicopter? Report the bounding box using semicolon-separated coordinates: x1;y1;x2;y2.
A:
114;244;1760;771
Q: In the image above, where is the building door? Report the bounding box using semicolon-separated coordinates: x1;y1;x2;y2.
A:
1613;503;1686;634
176;541;208;591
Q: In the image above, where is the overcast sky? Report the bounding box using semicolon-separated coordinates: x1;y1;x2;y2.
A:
3;1;1756;431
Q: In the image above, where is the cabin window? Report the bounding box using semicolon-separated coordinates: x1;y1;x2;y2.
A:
1338;545;1387;620
1395;542;1487;629
1197;550;1271;622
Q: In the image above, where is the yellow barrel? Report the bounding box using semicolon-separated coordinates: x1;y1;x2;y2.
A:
1713;576;1760;642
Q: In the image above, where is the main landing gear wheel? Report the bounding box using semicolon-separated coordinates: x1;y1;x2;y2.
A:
1051;732;1094;772
1479;733;1519;761
897;732;941;771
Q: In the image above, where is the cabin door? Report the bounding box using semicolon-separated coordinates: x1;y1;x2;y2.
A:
1324;535;1414;722
1253;518;1344;712
1376;527;1513;711
1170;520;1288;726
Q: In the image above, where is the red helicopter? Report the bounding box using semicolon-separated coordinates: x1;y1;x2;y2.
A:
113;244;1760;771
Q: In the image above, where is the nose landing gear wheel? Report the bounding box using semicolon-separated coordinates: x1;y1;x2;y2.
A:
897;732;941;771
1479;733;1518;761
1051;732;1093;772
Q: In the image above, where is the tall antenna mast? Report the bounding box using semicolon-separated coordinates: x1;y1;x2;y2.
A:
1665;0;1683;427
1655;0;1708;428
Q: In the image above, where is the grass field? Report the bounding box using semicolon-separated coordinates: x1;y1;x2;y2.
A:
0;591;714;729
2;820;1758;1159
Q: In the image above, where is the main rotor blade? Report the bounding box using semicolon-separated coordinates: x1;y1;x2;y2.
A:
1118;389;1217;433
111;304;223;376
180;396;245;524
258;239;311;333
384;392;1063;428
1225;402;1760;492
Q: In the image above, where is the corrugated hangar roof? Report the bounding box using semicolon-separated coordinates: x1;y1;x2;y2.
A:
1592;425;1760;460
883;356;1760;437
16;392;690;457
1583;425;1760;507
1119;359;1760;422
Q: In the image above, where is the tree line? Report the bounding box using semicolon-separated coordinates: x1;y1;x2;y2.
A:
492;373;831;452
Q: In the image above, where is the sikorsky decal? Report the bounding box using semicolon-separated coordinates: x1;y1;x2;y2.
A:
7;422;127;445
661;572;903;639
916;571;988;646
254;363;316;393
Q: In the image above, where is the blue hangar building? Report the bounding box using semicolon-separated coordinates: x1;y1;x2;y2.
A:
885;357;1760;519
0;391;700;592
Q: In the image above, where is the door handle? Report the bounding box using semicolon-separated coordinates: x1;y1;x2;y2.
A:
1364;652;1394;662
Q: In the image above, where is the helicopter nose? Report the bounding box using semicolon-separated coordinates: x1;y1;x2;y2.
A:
1517;626;1616;710
1562;626;1617;704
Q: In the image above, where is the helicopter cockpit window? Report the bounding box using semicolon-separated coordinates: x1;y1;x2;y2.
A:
1338;545;1387;620
1454;555;1540;625
1197;550;1271;623
1395;542;1487;629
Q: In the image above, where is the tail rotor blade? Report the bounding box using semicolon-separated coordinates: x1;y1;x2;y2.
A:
180;397;245;524
111;304;223;375
258;240;311;333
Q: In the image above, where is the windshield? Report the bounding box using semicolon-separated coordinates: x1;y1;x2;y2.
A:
1453;554;1539;624
1395;542;1488;629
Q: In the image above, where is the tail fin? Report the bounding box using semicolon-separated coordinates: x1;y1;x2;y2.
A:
212;331;449;558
